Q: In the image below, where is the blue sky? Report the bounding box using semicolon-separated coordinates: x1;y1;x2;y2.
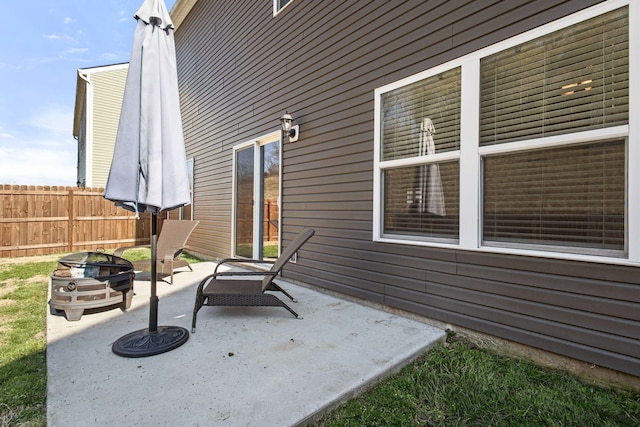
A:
0;0;175;186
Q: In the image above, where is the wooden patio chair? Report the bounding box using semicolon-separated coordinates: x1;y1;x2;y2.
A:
191;227;315;333
114;220;199;284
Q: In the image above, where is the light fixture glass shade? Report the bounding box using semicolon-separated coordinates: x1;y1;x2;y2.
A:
280;112;293;133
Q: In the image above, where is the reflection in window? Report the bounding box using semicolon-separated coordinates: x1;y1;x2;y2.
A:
382;68;461;161
262;141;280;259
380;68;461;241
384;161;459;240
235;147;254;258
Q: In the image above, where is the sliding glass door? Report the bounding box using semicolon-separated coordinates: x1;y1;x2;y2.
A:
234;135;281;259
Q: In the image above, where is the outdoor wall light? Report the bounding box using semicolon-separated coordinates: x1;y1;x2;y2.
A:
280;112;300;142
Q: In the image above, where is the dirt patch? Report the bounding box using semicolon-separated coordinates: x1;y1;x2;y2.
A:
26;275;50;284
0;313;14;345
0;323;10;334
0;283;18;299
0;299;17;309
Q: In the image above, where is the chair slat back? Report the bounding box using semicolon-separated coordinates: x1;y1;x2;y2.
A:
156;220;199;259
261;227;315;291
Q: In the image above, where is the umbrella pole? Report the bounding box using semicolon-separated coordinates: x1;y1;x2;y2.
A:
111;213;189;358
149;213;159;332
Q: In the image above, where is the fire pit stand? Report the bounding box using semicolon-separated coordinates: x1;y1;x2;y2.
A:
50;252;134;321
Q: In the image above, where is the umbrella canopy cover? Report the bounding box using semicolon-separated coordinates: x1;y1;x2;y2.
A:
104;0;190;215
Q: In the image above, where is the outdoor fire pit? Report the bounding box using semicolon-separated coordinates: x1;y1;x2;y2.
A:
49;252;134;321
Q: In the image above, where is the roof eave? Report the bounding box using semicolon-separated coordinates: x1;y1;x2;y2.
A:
170;0;198;31
72;71;88;139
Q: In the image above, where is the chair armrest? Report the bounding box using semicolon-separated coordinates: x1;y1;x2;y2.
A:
212;271;278;278
160;247;184;262
217;258;275;265
214;258;275;273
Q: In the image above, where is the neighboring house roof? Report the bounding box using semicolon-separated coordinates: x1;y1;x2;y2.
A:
73;63;129;188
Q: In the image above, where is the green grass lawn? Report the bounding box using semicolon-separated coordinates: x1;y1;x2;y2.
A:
314;336;640;426
1;254;639;426
0;258;56;426
234;243;279;259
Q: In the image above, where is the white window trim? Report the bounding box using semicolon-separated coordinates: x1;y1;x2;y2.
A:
179;158;194;220
231;131;282;259
373;0;640;266
273;0;294;17
80;73;94;187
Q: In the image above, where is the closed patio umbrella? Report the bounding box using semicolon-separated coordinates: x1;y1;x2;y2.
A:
104;0;191;357
418;118;446;216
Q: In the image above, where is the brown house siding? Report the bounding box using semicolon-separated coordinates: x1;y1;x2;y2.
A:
174;0;640;377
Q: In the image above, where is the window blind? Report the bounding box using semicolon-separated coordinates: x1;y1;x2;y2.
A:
480;7;628;146
382;67;461;160
482;139;625;253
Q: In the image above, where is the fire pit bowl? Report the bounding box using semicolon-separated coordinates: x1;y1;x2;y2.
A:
50;252;134;321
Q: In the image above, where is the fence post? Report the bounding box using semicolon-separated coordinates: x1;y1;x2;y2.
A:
68;188;74;252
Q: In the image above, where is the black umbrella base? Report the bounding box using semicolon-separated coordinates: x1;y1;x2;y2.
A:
112;326;189;357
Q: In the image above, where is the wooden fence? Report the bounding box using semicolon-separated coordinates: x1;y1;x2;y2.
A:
0;185;154;258
236;199;280;243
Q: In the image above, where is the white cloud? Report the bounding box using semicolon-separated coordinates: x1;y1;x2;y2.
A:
64;47;89;55
0;144;76;186
0;125;13;139
42;33;80;45
0;106;78;186
24;107;74;136
119;10;131;22
99;52;120;61
64;17;76;24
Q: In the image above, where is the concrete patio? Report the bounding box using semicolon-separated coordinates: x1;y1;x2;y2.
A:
47;261;444;426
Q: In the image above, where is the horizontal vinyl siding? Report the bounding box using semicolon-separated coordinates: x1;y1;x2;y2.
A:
91;69;127;188
175;0;640;377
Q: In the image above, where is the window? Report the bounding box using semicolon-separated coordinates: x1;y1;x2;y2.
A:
181;158;194;220
480;7;628;256
273;0;293;15
374;2;634;261
480;8;628;145
379;68;461;242
483;140;625;255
